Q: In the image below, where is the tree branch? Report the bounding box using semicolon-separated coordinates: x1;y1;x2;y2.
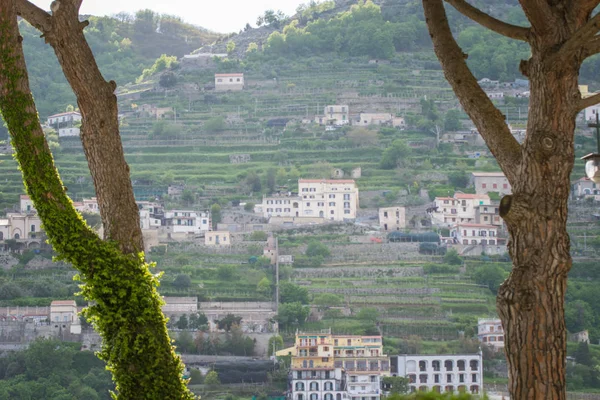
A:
445;0;530;41
583;35;600;58
558;13;600;58
518;0;555;33
14;0;51;32
577;92;600;112
423;0;522;183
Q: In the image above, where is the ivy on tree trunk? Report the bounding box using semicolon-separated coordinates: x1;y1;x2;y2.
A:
0;0;194;398
423;0;600;399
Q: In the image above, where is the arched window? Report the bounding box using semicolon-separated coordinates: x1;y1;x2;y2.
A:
324;394;333;400
470;385;479;394
13;233;20;239
296;382;305;391
324;382;333;391
310;382;319;391
310;394;318;400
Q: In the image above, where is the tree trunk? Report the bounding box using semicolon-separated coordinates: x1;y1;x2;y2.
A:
497;44;576;400
0;2;194;398
17;0;143;254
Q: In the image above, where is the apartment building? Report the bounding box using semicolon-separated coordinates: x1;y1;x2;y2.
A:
0;195;42;240
450;223;499;245
261;180;359;222
47;111;81;129
390;353;483;394
164;210;210;234
430;193;491;227
470;172;512;196
477;319;505;350
378;207;406;231
298;179;359;221
279;330;388;400
315;105;350;126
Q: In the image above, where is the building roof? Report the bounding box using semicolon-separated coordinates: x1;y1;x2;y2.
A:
298;179;356;184
215;73;244;77
471;172;506;177
163;297;197;304
454;193;490;200
453;223;496;229
50;300;77;306
47;111;81;119
435;197;455;201
20;195;30;200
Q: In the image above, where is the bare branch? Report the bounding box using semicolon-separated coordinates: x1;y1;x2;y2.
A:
577;92;600;112
558;13;600;58
583;35;600;58
423;0;522;183
15;0;51;32
445;0;530;41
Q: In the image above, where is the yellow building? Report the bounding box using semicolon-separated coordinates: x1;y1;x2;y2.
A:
284;330;389;400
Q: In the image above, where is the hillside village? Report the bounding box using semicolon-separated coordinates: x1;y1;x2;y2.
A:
1;0;600;399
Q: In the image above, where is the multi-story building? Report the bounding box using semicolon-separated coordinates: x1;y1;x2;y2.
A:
204;231;231;246
47;111;82;129
470;172;512;196
164;210;210;234
358;113;405;128
572;177;600;199
261;180;359;222
430;193;491;227
390;353;483;394
477;319;504;350
379;207;406;232
450;223;499;245
315;105;350;126
298;179;359;221
215;73;244;91
280;331;388;400
0;195;42;240
474;204;502;227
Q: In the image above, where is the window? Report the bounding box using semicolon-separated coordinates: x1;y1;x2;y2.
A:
302;188;308;192
229;78;233;82
344;194;351;200
306;203;311;207
503;183;508;189
493;183;497;189
344;202;350;209
330;210;335;214
237;78;240;82
472;374;477;382
329;194;335;199
344;210;351;214
318;202;324;207
482;183;487;188
329;202;336;206
30;225;35;232
447;374;452;383
459;374;465;383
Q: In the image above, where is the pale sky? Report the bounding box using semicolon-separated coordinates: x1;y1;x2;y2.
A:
30;0;307;33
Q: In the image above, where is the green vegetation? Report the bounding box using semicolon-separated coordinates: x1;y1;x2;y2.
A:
0;339;113;399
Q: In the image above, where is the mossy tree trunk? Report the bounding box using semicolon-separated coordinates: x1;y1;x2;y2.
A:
423;1;600;398
0;0;194;398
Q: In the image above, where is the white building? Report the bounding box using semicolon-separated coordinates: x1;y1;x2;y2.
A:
358;113;394;126
58;127;80;137
572;177;599;199
215;73;244;91
164;210;210;234
478;318;505;350
390;353;483;394
298;179;359;221
47;111;82;128
470;172;512;196
379;207;406;231
261;179;359;222
450;223;498;245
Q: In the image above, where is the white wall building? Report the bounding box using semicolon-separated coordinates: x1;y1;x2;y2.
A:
0;195;42;240
358;113;394;126
298;179;359;221
390;353;483;395
215;73;244;91
261;179;359;222
584;103;600;122
58;127;80;137
47;111;82;128
430;193;491;227
379;207;406;231
450;223;498;245
478;319;505;350
164;210;210;234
